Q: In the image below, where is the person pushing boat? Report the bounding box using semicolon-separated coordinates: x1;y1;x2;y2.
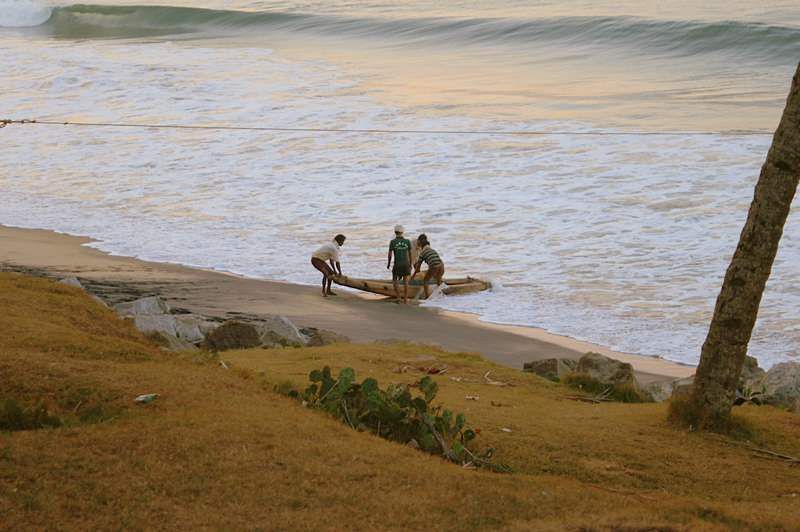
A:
387;224;412;304
412;233;445;299
311;234;345;297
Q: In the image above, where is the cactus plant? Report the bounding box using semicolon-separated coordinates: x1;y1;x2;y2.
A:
291;366;509;472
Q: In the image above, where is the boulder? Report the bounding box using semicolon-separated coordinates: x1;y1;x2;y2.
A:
254;316;307;347
204;321;262;351
133;314;178;337
114;296;170;317
759;362;800;410
522;358;577;382
739;355;766;389
300;327;350;347
644;375;694;403
575;352;636;387
175;315;205;344
197;319;222;336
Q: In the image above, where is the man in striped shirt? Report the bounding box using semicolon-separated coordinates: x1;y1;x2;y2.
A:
412;233;445;299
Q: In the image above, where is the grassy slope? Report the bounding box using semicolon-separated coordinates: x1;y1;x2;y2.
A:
1;273;799;530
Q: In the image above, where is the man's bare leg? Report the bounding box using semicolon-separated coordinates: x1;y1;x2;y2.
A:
403;276;409;304
321;275;327;297
422;271;432;298
326;276;337;296
392;278;401;302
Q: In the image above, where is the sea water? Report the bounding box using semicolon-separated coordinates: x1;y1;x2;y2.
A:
1;0;798;368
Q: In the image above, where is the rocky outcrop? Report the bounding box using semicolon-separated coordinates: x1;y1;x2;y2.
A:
759;362;800;411
175;316;206;344
133;314;178;337
522;358;577;382
254;316;307;347
114;296;170;317
575;352;636;387
301;327;350;347
644;375;694;403
203;321;262;351
110;295;351;353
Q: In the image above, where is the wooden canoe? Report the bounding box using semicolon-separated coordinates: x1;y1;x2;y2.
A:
332;274;490;300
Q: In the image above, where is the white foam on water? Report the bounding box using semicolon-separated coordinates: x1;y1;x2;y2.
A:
0;0;51;27
0;36;797;369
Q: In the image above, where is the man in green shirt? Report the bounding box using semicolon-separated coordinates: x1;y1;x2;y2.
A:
387;224;412;304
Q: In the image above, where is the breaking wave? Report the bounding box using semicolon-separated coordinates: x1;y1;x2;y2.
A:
4;3;800;61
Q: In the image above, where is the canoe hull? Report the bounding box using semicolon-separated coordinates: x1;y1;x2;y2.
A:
332;274;490;300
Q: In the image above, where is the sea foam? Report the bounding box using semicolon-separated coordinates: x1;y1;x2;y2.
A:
0;0;51;27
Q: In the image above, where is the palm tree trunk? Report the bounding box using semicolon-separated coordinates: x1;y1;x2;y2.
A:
679;63;800;430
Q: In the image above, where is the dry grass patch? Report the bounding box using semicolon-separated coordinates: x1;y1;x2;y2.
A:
226;342;800;529
2;273;800;530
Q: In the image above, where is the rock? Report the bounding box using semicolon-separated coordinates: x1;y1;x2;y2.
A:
739;355;766;389
522;358;577;382
58;277;84;289
300;327;350;347
197;319;222;336
133;314;178;337
644;375;694;403
145;331;197;352
254;316;307;347
175;315;205;344
759;362;800;410
114;296;170;317
204;320;262;351
575;352;636;387
134;393;158;404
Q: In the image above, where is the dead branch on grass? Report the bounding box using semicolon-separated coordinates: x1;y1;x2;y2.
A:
565;388;614;404
712;437;800;465
484;371;513;387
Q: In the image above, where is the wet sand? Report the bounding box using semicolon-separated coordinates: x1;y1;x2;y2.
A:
0;225;694;384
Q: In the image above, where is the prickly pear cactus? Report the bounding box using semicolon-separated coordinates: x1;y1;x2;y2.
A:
292;366;510;472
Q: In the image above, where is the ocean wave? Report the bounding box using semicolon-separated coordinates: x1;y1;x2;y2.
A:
0;0;51;27
6;3;800;61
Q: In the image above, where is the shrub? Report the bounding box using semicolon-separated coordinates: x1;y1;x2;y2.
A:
0;399;62;432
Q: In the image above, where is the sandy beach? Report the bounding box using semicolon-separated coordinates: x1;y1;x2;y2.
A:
0;224;693;383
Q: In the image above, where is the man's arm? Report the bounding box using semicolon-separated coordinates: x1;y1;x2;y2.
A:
387;246;393;269
329;259;339;276
412;259;422;278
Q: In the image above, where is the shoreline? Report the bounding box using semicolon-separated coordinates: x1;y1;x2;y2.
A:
0;224;694;382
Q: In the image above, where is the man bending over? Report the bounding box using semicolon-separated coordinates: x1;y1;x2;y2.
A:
311;234;345;297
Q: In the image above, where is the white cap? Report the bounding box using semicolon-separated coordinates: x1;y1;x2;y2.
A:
394;224;404;234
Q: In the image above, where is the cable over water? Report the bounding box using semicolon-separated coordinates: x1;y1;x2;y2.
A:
0;118;772;137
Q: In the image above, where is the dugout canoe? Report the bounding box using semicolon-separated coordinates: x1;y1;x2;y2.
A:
332;274;491;300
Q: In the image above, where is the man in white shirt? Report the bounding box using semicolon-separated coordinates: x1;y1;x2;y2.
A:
311;234;346;297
